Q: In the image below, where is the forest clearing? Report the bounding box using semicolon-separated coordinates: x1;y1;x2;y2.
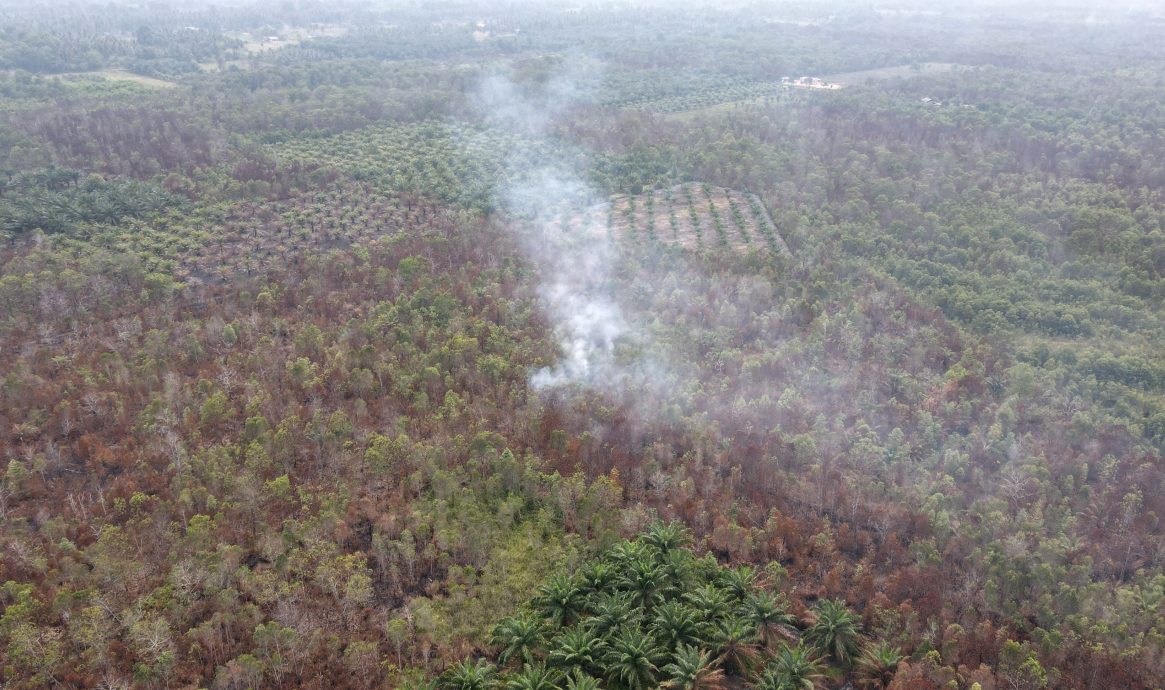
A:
545;183;790;256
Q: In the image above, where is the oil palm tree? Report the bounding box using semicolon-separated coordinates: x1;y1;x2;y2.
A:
439;659;497;690
490;613;546;667
660;643;727;690
683;583;732;621
718;565;760;602
606;540;653;569
740;591;798;648
803;599;862;665
604;626;666;690
578;560;618;596
854;641;904;689
564;669;601;690
548;623;607;673
659;548;698;594
505;663;561;690
590;591;642;636
652;601;707;650
618;555;666;611
641;520;691;556
533;574;586;628
709;616;761;677
757;643;824;690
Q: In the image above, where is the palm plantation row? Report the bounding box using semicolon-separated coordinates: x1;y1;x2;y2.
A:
439;523;902;690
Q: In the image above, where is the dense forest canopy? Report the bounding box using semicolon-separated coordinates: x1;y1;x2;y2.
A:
1;1;1163;689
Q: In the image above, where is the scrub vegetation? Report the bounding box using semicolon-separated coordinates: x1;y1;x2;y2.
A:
0;1;1163;688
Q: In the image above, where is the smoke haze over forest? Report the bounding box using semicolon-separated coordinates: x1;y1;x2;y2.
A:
0;1;1164;689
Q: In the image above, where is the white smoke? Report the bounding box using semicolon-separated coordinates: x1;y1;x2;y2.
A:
471;64;651;391
530;285;628;389
509;163;638;392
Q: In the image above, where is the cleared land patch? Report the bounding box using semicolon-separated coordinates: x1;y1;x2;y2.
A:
228;25;348;55
173;186;443;285
52;70;177;88
824;62;967;86
545;183;789;256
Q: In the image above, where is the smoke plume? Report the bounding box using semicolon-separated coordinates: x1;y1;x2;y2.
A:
473;66;653;392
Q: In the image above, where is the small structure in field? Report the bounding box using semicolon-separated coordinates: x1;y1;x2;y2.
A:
783;76;843;90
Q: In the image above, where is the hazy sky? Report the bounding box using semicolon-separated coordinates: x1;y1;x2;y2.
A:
3;0;1163;10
